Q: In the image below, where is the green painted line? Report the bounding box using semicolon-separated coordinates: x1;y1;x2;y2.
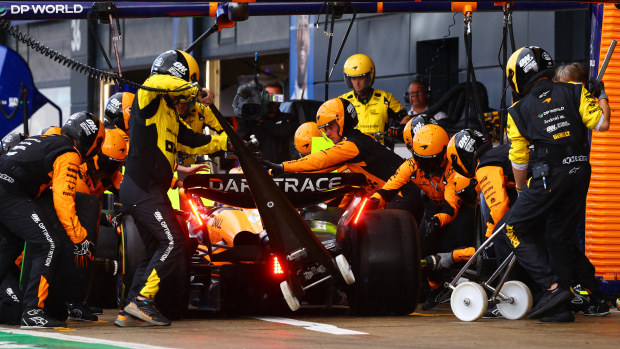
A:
0;328;171;349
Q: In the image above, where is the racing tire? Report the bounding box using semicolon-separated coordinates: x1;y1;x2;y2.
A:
451;282;488;322
335;254;355;285
280;281;301;311
120;215;144;303
343;209;420;316
495;281;533;320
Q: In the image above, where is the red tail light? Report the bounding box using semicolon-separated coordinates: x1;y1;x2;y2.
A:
353;198;368;225
273;256;284;275
188;199;204;226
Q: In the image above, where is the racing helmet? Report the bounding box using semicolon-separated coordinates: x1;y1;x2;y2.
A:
61;112;105;161
94;128;128;175
150;50;200;83
316;98;358;138
104;92;135;133
403;115;438;152
506;46;554;97
41;126;61;135
0;132;26;156
344;54;375;90
411;124;449;174
453;173;479;205
294;122;322;156
446;129;492;178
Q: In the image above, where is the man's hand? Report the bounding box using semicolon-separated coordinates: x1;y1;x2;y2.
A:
260;159;284;176
197;88;214;106
424;216;442;238
178;164;209;175
387;126;402;139
73;239;95;268
589;79;608;100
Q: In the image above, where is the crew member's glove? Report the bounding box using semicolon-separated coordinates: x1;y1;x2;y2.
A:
424;216;442;238
365;197;381;210
73;239;95;268
387;126;402;139
101;212;123;230
260;159;284;176
435;252;455;270
589;79;608;100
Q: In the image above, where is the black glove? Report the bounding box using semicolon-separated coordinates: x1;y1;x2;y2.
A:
365;197;380;210
101;212;122;230
424;216;441;238
589;79;608;100
260;159;284;176
73;239;95;268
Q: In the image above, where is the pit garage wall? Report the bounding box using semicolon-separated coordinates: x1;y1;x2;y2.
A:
586;3;620;281
312;10;557;109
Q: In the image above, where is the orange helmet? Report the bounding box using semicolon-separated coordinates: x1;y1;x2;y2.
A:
403;115;438;152
446;129;491;178
316;98;358;138
452;172;479;205
104;92;135;133
294;122;322;156
41;126;61;136
411;124;449;174
94;128;128;175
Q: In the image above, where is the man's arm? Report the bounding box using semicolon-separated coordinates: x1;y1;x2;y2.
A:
282;139;358;173
52;151;88;244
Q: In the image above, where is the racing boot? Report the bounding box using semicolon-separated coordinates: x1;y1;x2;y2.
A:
540;304;574;323
526;286;572;319
584;297;610;317
569;284;590;313
422;283;450;311
67;302;98;321
114;310;154;327
21;308;66;329
124;297;170;326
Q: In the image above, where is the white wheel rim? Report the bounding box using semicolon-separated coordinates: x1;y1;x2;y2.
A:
496;281;533;320
335;254;356;285
450;282;488;322
280;281;300;311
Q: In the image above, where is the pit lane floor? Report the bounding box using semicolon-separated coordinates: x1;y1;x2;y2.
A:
1;305;619;348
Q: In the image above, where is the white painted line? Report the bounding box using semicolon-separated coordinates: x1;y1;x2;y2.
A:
0;327;172;349
253;316;368;335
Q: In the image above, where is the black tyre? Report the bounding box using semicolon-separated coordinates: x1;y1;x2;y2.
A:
120;215;144;302
342;209;420;315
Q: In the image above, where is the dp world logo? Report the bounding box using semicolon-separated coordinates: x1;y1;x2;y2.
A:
0;8;7;17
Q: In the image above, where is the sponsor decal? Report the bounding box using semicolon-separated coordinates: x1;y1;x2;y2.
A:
204;176;344;193
0;173;15;183
553;131;570;140
519;53;537;73
169;61;188;78
562;155;588;165
538;106;564;119
106;98;121;114
79;119;97;136
8;4;84;15
538;90;550;99
0;7;7;17
505;225;520;248
457;134;475;152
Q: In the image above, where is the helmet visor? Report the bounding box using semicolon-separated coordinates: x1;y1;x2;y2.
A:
413;154;445;174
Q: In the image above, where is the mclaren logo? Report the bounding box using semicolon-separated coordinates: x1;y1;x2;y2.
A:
205;176;344;193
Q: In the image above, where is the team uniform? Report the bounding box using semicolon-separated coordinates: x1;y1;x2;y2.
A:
0;135;86;314
339;89;405;136
505;79;603;294
120;73;218;308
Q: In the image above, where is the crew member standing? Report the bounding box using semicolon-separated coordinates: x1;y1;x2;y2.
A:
504;46;611;322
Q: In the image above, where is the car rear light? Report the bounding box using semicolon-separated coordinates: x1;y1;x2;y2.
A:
188;198;204;226
353;198;368;225
273;256;284;275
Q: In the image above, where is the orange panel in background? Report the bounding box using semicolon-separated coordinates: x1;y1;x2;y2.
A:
585;3;620;280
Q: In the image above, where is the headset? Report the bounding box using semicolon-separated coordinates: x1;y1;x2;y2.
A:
404;74;431;102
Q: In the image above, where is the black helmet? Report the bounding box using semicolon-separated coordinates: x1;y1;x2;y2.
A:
104;92;135;133
150;50;200;83
506;46;554;97
0;132;26;156
447;129;492;178
61;112;105;161
403;115;438;152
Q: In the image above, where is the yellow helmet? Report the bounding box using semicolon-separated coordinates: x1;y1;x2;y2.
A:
343;54;375;89
411;124;449;174
150;50;200;83
316;98;358;138
94;128;128;174
403;115;438;152
294;122;322;156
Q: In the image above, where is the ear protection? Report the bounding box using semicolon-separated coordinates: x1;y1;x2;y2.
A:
405;75;431;101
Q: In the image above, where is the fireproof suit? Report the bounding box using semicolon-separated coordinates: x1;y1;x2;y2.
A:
370;159;476;257
339;89;407;138
0;134;86;311
177;102;228;164
120;74;215;303
505;79;603;292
